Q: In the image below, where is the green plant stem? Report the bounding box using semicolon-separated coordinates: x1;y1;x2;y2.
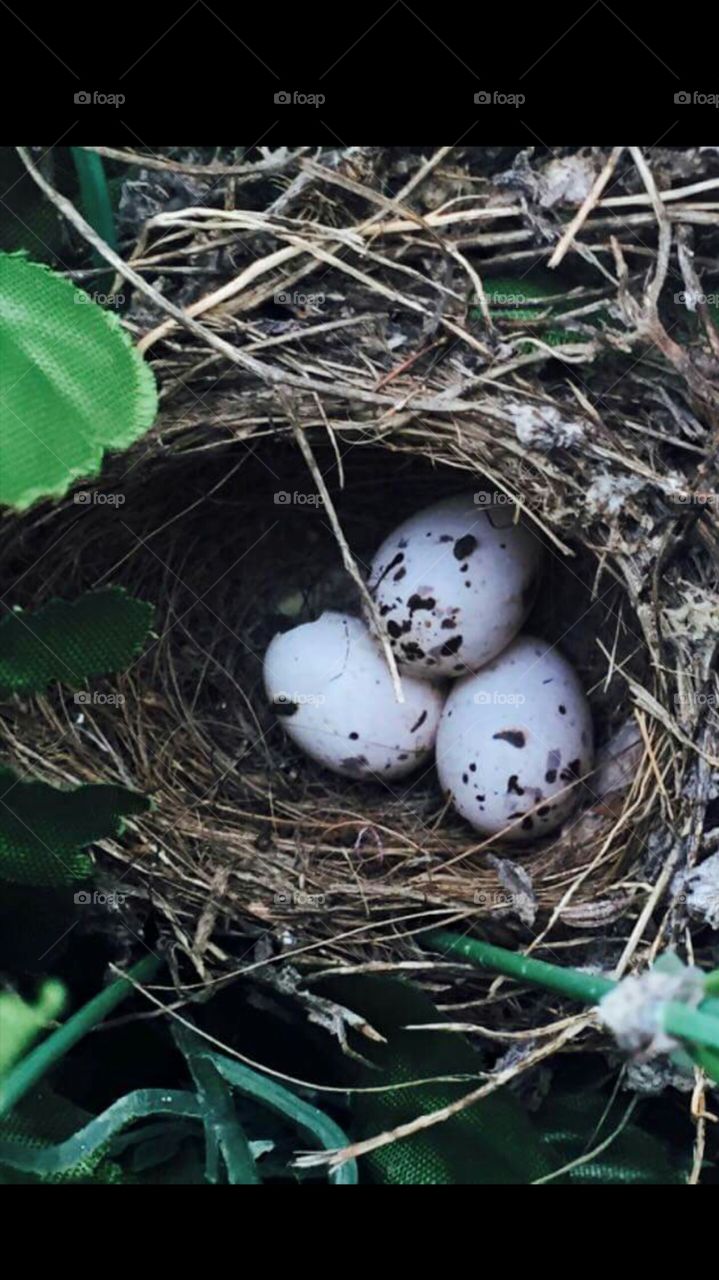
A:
0;954;161;1117
0;1089;201;1174
425;930;719;1057
208;1048;359;1185
70;147;118;256
662;1003;719;1053
173;1025;260;1185
705;969;719;996
425;930;615;1003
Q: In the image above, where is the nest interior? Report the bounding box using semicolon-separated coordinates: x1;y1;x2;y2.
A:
1;421;673;978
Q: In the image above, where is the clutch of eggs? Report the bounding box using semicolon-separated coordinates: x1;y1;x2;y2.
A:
264;611;443;780
436;636;594;841
366;493;543;680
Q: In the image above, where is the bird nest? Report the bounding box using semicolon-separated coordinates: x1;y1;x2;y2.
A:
2;145;718;996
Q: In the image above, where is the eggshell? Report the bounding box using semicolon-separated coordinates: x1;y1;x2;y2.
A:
264;611;443;780
436;635;594;841
366;493;543;679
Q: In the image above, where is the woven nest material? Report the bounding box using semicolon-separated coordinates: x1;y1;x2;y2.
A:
2;145;718;998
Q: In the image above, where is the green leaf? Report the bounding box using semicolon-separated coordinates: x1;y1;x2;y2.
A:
0;983;66;1077
469;272;609;349
0;1085;126;1184
173;1026;260;1185
689;996;719;1083
0;588;153;696
0;955;161;1120
691;1044;719;1083
70;149;118;255
535;1092;685;1184
0;767;149;886
704;969;719;997
0;1089;198;1180
0;253;157;510
179;1029;358;1186
318;974;554;1185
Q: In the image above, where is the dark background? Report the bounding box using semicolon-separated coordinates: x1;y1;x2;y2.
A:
0;0;716;140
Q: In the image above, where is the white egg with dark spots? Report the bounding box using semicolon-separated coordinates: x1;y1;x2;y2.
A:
264;611;443;780
366;493;543;680
436;635;594;842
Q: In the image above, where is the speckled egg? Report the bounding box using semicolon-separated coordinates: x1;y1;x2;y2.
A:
436;635;594;841
366;493;543;679
264;611;443;780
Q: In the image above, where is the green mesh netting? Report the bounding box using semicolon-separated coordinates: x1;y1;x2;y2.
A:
0;767;150;886
536;1092;685;1184
0;588;153;696
0;1087;123;1184
320;974;554;1184
320;975;688;1185
0;150;69;262
0;252;157;509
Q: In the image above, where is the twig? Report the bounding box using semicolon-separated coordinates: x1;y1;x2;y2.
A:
80;146;309;177
676;225;719;360
287;411;406;703
548;147;625;269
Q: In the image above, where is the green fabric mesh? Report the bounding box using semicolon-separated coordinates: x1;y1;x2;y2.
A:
0;588;153;696
0;767;150;886
0;252;157;510
0;1088;123;1184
